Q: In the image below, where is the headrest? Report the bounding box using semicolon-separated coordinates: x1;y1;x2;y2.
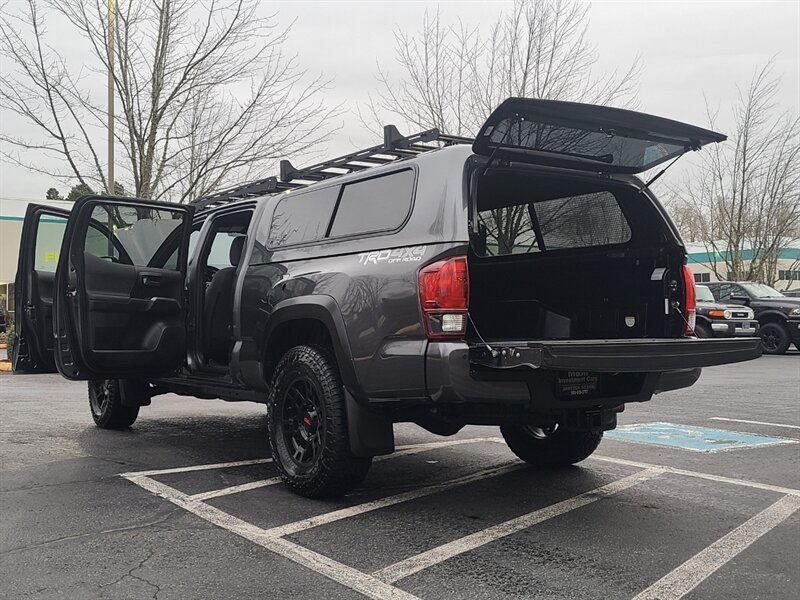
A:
229;236;245;267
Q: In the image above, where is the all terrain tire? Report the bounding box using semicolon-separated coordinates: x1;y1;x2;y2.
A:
88;379;139;429
501;425;603;468
759;322;791;355
267;345;372;498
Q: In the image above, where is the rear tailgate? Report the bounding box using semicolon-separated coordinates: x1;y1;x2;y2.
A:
469;338;761;372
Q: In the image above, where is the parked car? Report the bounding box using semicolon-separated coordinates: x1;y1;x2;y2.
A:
705;281;800;354
13;98;761;498
694;285;759;338
782;288;800;298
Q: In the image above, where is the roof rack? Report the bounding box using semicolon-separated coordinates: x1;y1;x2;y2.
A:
191;125;472;211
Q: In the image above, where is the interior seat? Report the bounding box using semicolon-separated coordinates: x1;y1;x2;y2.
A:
204;235;245;364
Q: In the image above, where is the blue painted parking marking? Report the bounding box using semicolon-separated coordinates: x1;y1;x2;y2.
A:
605;422;797;452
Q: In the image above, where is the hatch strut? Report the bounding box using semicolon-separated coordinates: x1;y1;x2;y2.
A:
636;149;693;196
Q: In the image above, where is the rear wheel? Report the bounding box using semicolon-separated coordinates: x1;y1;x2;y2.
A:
267;345;372;498
501;424;602;467
694;321;713;338
88;379;139;429
759;322;790;355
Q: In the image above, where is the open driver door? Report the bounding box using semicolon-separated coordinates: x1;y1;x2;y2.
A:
13;204;71;373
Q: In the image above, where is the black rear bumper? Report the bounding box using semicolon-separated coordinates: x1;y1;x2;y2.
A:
425;337;760;409
468;337;762;372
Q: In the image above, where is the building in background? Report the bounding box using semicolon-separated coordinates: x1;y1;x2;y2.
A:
0;197;73;316
686;241;800;290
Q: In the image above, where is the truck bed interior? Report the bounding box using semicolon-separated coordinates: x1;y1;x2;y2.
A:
468;169;686;342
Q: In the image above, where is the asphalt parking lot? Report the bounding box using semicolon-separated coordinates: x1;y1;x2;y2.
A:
1;352;798;600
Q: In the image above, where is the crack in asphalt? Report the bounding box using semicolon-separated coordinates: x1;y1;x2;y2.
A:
0;508;181;555
101;548;161;599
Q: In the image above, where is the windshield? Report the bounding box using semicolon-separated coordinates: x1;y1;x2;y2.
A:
740;283;785;298
695;285;715;302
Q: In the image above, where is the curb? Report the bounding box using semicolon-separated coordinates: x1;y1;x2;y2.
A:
0;361;12;372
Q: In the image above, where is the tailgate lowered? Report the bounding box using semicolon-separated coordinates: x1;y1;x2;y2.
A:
470;338;761;372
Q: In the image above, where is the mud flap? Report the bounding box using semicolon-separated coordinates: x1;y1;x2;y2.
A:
345;389;394;457
119;379;152;407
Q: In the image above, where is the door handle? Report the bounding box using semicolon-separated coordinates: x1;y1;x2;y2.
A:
141;274;162;287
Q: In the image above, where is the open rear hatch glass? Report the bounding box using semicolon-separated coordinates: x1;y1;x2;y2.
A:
473;98;726;174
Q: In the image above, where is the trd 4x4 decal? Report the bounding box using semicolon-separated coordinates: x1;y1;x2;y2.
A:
358;246;426;265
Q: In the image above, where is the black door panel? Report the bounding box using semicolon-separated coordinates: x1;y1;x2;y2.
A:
54;196;193;380
13;204;71;373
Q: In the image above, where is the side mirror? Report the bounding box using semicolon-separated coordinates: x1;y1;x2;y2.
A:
729;294;750;305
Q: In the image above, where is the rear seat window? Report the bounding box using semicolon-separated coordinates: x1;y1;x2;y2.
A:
477;190;631;256
328;170;415;237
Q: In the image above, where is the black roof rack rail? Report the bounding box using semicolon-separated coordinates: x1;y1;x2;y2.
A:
191;125;472;211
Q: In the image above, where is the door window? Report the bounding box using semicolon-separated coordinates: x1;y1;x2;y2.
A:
34;215;68;272
86;204;185;269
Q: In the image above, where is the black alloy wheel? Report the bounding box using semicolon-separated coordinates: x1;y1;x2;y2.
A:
279;375;325;469
267;345;372;498
759;323;790;355
88;379;139;429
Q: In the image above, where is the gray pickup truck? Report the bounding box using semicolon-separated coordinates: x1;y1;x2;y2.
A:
13;98;761;497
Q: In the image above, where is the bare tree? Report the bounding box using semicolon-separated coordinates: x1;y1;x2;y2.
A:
360;0;640;254
0;0;338;201
676;61;800;286
361;0;640;138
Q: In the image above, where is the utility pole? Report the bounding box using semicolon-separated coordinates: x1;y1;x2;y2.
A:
107;0;115;195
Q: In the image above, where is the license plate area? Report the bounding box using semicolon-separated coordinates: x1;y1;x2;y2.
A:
556;371;601;398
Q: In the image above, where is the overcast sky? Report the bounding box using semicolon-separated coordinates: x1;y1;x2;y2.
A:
1;0;798;201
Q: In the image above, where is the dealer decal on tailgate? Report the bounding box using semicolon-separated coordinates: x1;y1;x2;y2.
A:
556;371;601;397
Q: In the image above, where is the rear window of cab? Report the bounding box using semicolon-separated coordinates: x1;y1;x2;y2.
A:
259;168;416;249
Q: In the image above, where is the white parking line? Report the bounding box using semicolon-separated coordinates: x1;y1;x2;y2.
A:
373;468;663;584
189;477;283;501
632;494;800;600
120;436;800;600
122;458;272;478
170;438;498;502
123;474;420;600
709;417;800;431
263;463;523;538
590;455;800;497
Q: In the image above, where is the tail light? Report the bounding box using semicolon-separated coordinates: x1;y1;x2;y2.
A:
419;255;469;339
681;264;697;335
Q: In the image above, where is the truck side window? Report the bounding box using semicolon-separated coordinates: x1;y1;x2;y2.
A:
266;186;340;247
716;283;733;301
328;169;415;237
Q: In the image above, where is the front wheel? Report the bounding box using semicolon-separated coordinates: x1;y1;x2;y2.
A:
501;424;602;468
88;379;139;429
267;345;372;498
759;322;790;355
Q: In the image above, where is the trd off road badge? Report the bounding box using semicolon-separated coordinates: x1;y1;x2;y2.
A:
358;246;426;265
